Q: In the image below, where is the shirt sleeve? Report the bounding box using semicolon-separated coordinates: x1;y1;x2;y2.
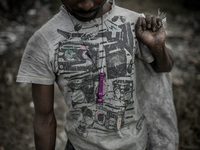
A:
135;40;154;64
16;31;55;85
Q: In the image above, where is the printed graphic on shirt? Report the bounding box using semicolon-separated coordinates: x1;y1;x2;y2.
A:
55;15;143;138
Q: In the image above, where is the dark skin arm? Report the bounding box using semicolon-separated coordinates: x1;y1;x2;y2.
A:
32;84;56;150
135;15;174;73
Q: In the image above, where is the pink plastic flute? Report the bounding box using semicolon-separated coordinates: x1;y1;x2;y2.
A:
97;73;104;104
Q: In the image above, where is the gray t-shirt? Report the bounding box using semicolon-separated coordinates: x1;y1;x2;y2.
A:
17;1;179;149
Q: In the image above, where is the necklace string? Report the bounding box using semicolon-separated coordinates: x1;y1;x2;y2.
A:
100;16;104;73
68;13;104;73
67;12;105;104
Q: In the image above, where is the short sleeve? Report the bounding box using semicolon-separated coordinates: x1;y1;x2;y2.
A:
135;41;154;63
16;31;55;85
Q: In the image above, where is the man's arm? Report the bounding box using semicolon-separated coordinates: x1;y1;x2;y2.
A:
135;15;174;73
32;84;56;150
149;44;174;73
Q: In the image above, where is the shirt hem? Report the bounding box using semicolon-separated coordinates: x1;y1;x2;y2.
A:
16;76;55;85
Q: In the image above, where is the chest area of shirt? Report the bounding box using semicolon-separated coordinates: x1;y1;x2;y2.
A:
54;15;137;79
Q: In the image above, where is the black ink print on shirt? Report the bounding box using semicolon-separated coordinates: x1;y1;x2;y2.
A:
55;16;140;138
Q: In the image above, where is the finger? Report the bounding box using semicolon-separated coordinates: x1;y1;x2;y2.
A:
145;14;151;29
151;16;157;32
142;18;146;31
157;18;162;28
155;18;162;31
135;17;142;31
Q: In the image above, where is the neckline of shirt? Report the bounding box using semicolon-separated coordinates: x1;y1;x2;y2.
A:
60;0;115;25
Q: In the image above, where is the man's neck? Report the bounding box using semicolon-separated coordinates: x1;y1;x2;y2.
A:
95;2;112;19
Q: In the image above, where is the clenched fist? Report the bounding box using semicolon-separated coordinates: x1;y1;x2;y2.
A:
135;15;166;52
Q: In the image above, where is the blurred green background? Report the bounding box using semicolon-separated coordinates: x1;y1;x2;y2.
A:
0;0;200;149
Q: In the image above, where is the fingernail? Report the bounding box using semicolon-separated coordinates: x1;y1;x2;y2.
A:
148;24;151;28
159;21;162;27
153;27;156;32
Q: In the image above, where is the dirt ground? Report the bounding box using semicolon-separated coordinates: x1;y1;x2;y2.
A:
0;0;200;149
